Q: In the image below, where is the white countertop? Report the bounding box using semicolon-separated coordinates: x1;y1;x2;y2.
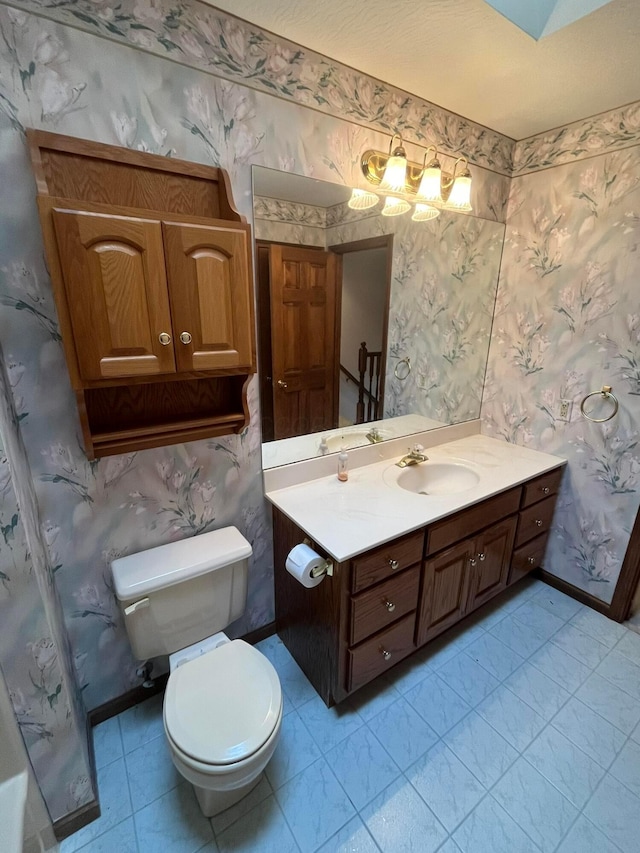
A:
265;435;565;562
262;413;446;469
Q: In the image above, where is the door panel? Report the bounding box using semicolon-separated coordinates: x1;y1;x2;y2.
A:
163;221;253;372
468;517;517;612
269;245;338;439
417;540;473;646
52;208;176;380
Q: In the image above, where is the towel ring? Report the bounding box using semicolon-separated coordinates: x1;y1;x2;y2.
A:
394;357;411;381
580;385;619;423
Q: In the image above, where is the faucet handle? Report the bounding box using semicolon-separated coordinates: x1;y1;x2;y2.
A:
413;443;425;453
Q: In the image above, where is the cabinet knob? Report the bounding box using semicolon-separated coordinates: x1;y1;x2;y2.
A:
469;557;477;566
478;553;486;562
388;558;399;570
158;332;172;345
527;556;536;565
277;379;288;389
380;648;392;661
179;331;192;344
535;519;543;527
384;599;396;613
542;486;550;494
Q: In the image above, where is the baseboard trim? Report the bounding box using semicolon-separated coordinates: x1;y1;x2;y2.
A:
241;619;277;646
53;800;100;841
88;621;277;727
537;569;614;619
89;673;169;727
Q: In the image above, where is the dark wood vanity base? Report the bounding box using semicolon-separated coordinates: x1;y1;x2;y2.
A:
273;465;564;706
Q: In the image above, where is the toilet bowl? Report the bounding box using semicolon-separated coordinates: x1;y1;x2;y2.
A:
162;637;283;816
110;526;284;817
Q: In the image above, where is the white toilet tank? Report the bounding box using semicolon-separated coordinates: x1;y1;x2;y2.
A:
111;527;252;660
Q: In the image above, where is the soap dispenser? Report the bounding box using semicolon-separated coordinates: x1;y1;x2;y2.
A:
337;447;348;482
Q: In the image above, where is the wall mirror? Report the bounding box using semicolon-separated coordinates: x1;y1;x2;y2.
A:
252;166;505;469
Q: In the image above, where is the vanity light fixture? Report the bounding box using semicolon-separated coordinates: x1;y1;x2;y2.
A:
356;135;473;217
378;134;408;193
415;147;443;205
347;188;380;210
381;196;411;217
412;203;440;222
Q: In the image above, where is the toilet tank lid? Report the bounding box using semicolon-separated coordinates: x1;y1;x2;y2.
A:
111;526;252;601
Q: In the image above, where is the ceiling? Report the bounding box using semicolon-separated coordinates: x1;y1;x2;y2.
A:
205;0;640;140
253;168;353;206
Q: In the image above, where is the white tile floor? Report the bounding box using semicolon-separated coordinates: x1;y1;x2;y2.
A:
61;578;640;853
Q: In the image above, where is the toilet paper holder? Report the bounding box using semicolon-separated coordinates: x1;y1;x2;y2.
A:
303;538;334;578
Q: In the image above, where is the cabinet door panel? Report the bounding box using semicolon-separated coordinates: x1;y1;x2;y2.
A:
163;222;253;372
468;517;517;612
52;209;176;380
417;540;473;646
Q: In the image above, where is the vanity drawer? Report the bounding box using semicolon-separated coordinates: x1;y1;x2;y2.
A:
350;565;421;646
426;488;521;556
521;468;563;508
515;496;556;548
351;531;424;594
509;534;549;585
347;613;416;692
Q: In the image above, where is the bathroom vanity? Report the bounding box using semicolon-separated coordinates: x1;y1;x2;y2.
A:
266;434;565;706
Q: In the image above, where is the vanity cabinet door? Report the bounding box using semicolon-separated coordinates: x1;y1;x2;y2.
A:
416;539;474;646
467;517;517;613
52;208;176;381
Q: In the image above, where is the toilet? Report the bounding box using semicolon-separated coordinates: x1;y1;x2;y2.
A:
110;527;282;817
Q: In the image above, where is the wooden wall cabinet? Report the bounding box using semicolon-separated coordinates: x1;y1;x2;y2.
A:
29;130;256;459
274;466;564;706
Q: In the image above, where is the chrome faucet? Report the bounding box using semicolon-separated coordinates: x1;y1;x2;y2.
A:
366;427;383;444
396;444;429;468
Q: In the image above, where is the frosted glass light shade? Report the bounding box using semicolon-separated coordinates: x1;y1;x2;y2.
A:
348;188;379;210
381;196;411;216
412;203;440;222
415;164;443;204
379;155;408;193
445;174;472;211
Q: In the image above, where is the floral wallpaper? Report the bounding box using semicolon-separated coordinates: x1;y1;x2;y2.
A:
0;2;512;822
0;0;639;826
6;0;515;174
253;195;327;247
325;206;505;425
483;146;640;602
513;101;640;175
0;355;93;821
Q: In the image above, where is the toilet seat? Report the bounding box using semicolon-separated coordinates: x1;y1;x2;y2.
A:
163;640;281;767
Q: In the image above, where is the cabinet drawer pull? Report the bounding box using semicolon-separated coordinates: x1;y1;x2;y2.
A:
384;599;396;612
527;556;536;565
542;486;550;494
535;519;543;527
158;332;172;345
179;331;192;344
388;558;399;570
469;557;477;566
478;552;486;562
380;648;392;661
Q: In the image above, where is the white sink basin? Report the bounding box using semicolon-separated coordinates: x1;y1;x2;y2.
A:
320;430;388;453
386;461;480;496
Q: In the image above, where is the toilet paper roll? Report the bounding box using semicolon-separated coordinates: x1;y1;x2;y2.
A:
285;543;326;589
